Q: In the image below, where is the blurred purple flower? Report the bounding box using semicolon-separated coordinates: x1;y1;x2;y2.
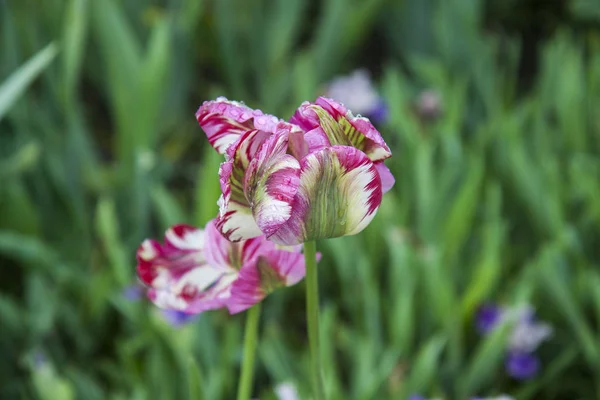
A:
506;351;540;380
408;396;426;400
476;303;504;334
122;284;144;301
368;99;389;125
507;306;552;353
160;309;197;327
476;303;551;380
324;69;388;124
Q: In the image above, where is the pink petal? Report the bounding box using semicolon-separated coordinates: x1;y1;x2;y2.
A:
287;123;309;160
196;97;280;154
269;146;383;245
290;97;392;161
244;128;301;237
227;248;305;314
205;219;277;270
374;161;395;193
203;219;235;268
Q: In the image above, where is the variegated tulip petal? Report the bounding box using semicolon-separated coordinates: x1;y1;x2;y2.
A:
205;219;276;270
215;128;280;241
374;161;395;193
290;97;392;161
225;128;272;166
196;97;280;154
215;193;263;242
227;249;306;314
303;127;330;154
147;265;234;313
136;224;205;287
137;224;239;314
270;146;383;245
216;159;263;242
244;131;301;237
287;123;309;160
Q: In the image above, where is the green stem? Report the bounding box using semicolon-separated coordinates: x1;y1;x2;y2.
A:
305;240;325;400
236;303;261;400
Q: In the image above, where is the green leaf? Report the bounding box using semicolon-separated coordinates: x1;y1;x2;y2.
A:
62;0;88;104
187;356;205;400
401;336;446;396
95;197;129;286
459;320;511;397
0;42;58;121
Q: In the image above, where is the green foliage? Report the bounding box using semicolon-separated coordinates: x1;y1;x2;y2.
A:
1;0;600;399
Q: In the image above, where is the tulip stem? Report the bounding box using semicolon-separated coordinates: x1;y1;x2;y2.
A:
237;303;261;400
305;240;325;400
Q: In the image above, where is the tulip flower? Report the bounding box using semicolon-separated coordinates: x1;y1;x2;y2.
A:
196;96;395;245
136;219;305;314
196;94;394;400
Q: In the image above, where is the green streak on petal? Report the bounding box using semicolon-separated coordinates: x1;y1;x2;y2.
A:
312;106;365;151
257;256;284;294
302;151;351;240
229;165;248;205
228;242;244;270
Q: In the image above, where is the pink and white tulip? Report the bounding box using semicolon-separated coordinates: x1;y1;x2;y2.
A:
196;96;395;245
136;220;305;314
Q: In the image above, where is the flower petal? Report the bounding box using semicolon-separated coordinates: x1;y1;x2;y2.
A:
216;126;287;241
204;218;276;270
374;161;395;193
196;97;280;154
147;266;236;313
244;129;301;237
215;194;263;242
290;97;392;161
270;146;383;245
136;224;205;287
227;249;305;314
216;158;261;242
505;351;539;380
137;224;236;314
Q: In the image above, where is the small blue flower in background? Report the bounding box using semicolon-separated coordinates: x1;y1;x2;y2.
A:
324;69;388;124
505;351;540;380
160;309;197;328
476;303;552;380
122;284;144;301
507;305;552;353
476;303;503;334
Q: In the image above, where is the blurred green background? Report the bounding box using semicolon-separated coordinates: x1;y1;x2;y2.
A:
2;0;600;399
